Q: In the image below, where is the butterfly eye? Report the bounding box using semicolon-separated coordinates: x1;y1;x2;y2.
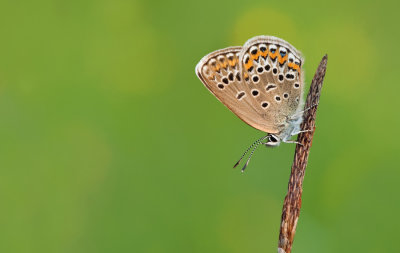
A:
268;135;278;143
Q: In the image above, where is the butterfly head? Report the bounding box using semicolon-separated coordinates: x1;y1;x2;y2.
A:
265;133;281;147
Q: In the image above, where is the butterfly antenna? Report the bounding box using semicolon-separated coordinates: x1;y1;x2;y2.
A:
233;135;268;168
240;140;266;172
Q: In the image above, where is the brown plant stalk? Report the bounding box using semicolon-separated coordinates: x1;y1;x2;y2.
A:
277;55;328;253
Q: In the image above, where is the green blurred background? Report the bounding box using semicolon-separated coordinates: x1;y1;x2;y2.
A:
0;0;399;252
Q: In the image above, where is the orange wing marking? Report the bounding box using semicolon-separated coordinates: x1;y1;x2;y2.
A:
278;55;288;65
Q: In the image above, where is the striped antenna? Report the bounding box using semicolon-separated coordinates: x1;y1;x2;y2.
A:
233;135;268;169
240;139;267;172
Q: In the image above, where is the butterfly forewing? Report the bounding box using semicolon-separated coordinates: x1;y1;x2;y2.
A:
196;46;275;132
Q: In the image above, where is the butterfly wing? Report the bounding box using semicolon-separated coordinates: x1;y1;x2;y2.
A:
196;46;279;133
237;35;305;133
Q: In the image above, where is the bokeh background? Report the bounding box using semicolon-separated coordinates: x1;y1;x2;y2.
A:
1;0;399;252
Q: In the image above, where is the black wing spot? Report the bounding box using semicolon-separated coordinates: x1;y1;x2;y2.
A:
222;78;229;84
236;72;241;81
217;83;224;89
252;89;259;96
266;84;277;91
278;74;284;81
252;75;259;83
286;73;295;80
273;68;278;74
237;91;245;100
228;72;234;81
257;67;263;73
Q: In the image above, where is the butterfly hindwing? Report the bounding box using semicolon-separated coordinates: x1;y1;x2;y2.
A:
238;36;305;133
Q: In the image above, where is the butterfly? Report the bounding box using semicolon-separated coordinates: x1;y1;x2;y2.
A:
195;35;309;171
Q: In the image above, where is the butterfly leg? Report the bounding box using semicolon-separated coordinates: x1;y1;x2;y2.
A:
289;103;319;120
291;129;313;136
282;140;303;146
